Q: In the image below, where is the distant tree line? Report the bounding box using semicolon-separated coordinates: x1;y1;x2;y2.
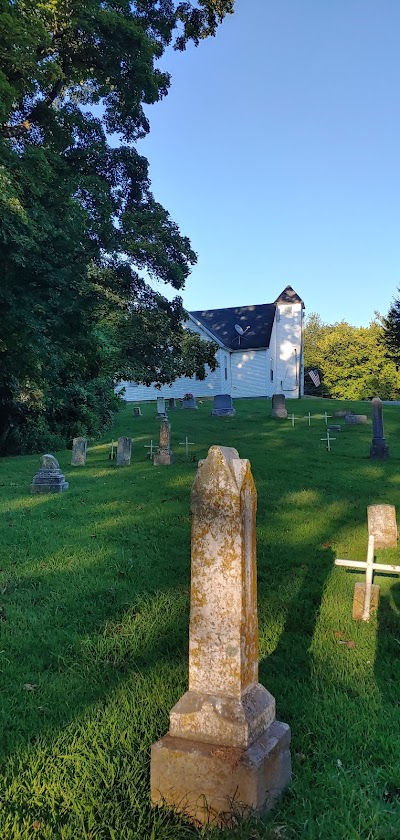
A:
304;308;400;400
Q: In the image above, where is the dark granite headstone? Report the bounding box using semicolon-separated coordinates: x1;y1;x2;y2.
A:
182;397;197;410
271;394;288;419
328;425;341;432
116;436;132;466
370;397;389;459
31;454;69;494
211;394;235;417
169;398;176;410
71;436;87;466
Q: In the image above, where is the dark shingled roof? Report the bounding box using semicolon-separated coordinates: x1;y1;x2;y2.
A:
189;303;277;350
190;286;303;349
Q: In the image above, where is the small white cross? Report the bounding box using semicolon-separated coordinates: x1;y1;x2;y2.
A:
288;413;299;427
179;436;195;460
109;440;116;460
335;535;400;620
323;411;333;425
304;412;313;426
144;440;155;458
321;430;336;451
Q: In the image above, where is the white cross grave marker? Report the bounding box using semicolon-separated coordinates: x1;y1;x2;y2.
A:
335;505;400;620
304;412;313;426
321;430;336;451
144;440;155;459
288;413;299;427
179;436;195;460
109;440;116;460
323;411;333;426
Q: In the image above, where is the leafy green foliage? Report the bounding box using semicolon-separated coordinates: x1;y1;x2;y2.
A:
304;313;400;399
382;291;400;364
0;0;231;453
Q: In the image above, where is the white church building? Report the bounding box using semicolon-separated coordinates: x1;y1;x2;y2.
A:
120;285;305;401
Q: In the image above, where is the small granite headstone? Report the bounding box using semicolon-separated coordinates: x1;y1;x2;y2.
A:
154;418;173;465
211;394;235;417
271;393;288;419
328;424;341;432
370;397;389;459
71;437;87;466
182;397;197;410
169;398;176;410
345;414;368;425
367;504;397;548
133;406;142;417
156;396;167;417
31;454;69;494
116;436;132;466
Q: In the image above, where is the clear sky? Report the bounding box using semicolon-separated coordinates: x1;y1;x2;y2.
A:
137;0;400;326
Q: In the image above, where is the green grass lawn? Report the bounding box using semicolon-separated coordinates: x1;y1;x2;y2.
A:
1;398;400;840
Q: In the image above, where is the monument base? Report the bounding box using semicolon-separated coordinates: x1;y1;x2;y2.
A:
211;409;236;417
150;720;291;827
271;410;288;419
154;451;173;465
370;441;389;460
352;582;380;620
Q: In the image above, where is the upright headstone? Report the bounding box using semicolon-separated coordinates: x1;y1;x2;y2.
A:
271;393;287;419
156;396;166;417
151;445;291;825
116;436;132;466
211;394;235;416
31;454;69;494
71;437;87;466
154;419;173;465
169;398;176;410
133;406;142;417
370;397;389;459
181;396;197;410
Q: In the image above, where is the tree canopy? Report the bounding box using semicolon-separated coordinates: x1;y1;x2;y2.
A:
0;0;233;453
304;313;400;400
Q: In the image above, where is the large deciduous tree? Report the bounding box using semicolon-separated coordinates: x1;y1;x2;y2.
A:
0;0;232;453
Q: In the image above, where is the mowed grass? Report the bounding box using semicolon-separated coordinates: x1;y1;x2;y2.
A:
1;397;400;840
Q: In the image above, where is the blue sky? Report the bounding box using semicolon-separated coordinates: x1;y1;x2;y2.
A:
138;0;400;327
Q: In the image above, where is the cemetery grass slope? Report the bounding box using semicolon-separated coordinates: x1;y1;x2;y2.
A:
1;398;400;839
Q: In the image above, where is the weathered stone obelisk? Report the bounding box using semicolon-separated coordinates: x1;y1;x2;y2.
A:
153;418;173;465
370;397;389;459
150;445;291;825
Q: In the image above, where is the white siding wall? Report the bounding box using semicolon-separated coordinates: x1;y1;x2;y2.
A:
119;345;225;402
275;302;302;398
231;349;268;398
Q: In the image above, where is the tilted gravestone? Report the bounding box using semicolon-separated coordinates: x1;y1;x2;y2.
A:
154;419;173;465
71;437;87;466
345;414;368;425
211;394;235;417
31;454;69;494
271;393;288;419
133;406;142;417
116;437;132;466
151;445;291;825
334;410;350;418
156;396;167;417
168;398;176;410
370;397;389;459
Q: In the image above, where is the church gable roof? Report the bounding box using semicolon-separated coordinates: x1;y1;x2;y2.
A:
189;303;277;350
274;285;304;306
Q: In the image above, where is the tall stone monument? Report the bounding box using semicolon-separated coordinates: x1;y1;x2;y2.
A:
116;436;132;466
31;454;69;493
151;445;291;825
271;394;287;419
370;397;389;459
71;437;87;466
154;419;173;466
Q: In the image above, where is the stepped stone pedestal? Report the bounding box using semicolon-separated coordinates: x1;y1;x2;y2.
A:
150;445;291;826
